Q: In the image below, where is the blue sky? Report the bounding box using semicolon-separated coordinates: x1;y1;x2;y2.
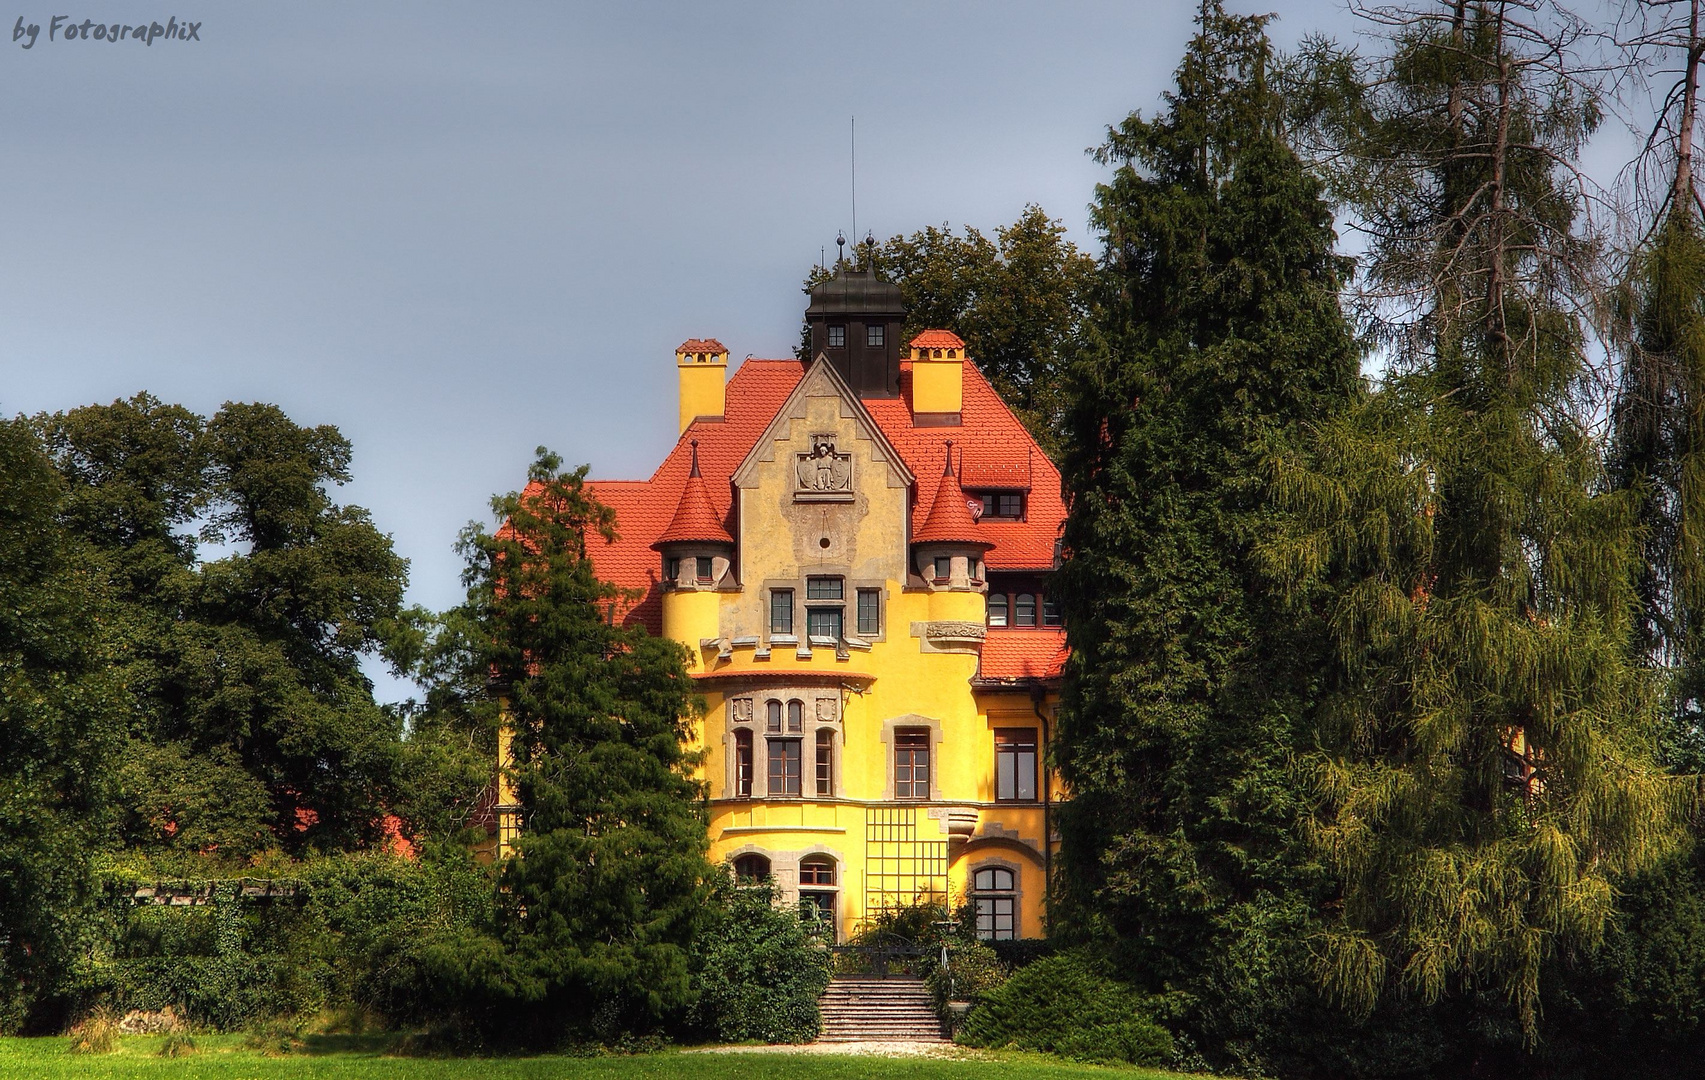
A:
0;1;1636;700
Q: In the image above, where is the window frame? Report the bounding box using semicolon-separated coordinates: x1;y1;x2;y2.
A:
987;593;1009;627
856;588;881;637
766;700;782;733
827;324;846;348
894;728;932;800
1042;595;1060;627
695;556;714;583
994;728;1038;802
815;728;834;795
1014;593;1037;627
733;853;770;884
971;865;1018;941
933;556;951;582
767;737;802;797
867;324;884;347
807;607;843;643
734;729;754;798
799;857;837;886
769;589;794;635
806;576;844;600
787;699;804;734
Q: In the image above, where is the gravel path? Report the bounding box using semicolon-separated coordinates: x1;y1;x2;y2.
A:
687;1041;982;1058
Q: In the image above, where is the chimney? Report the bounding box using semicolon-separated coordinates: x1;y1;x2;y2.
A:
675;338;728;434
908;330;965;421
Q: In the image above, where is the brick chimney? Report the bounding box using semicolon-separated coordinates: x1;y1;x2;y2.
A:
909;330;965;422
675;338;728;434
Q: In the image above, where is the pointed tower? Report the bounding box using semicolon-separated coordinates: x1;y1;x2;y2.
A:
912;440;992;624
654;440;734;655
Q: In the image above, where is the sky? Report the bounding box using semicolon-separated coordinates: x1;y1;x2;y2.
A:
0;1;1646;701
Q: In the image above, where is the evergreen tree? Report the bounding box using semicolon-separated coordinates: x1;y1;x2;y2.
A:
1609;0;1705;770
1278;0;1678;1035
457;449;711;1040
0;417;126;1030
1050;4;1359;1066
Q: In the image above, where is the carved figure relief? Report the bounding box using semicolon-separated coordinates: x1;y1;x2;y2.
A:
794;436;854;500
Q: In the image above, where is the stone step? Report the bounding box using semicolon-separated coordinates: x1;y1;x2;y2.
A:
816;975;945;1043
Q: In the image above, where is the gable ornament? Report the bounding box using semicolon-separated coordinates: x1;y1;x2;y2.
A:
794;435;854;501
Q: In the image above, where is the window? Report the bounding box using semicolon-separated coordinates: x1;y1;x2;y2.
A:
665;556;680;583
972;866;1017;940
770;589;793;634
1014;594;1037;627
766;700;782;733
827;324;846;348
696;556;713;583
806;576;843;600
800;858;836;885
734;729;753;797
733;853;769;883
807;607;842;642
856;589;881;636
987;593;1009;627
767;738;801;797
867;324;884;347
995;729;1037;801
934;556;951;581
787;699;803;734
895;729;931;800
1042;595;1060;627
979;493;1024;519
799;890;836;937
816;729;834;795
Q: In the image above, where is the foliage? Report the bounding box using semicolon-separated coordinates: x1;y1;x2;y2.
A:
157;1031;196;1057
409;448;713;1045
801;207;1096;456
1276;0;1680;1036
0;417;128;1032
1050;4;1357;1069
684;872;831;1044
33;395;411;853
928;940;1007;1014
67;1011;118;1055
960;952;1175;1067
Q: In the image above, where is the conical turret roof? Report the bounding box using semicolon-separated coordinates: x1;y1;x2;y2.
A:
653;441;734;548
913;441;992;548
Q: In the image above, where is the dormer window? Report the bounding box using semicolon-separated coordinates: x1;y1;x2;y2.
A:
978;492;1024;519
827;325;846;348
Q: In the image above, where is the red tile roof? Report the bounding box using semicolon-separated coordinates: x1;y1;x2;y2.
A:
909;329;966;351
977;630;1068;683
913;442;991;547
678;338;727;354
654;441;735;547
575;355;1067;642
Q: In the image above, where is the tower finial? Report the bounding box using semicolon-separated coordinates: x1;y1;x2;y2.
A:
943;439;955;476
689;439;702;478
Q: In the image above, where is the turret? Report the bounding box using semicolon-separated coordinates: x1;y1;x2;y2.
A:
912;440;992;624
805;256;906;398
654;440;733;657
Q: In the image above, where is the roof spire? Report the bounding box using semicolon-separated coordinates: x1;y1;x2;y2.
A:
689;439;702;478
943;438;955;476
652;440;734;549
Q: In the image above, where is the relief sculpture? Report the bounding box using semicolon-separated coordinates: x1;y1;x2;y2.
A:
794;436;854;500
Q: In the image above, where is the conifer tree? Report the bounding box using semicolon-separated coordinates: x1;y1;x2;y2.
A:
1609;0;1705;768
459;449;711;1039
1051;2;1359;1057
1278;0;1678;1034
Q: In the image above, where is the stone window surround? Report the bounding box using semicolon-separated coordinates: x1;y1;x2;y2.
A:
878;714;946;801
966;854;1025;940
725;691;842;799
722;842;844;938
761;574;888;644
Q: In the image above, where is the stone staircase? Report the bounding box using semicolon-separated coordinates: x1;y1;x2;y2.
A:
818;975;945;1042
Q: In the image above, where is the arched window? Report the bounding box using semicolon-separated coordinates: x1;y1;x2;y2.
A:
971;865;1017;940
787;700;804;733
733;729;753;798
766;700;782;733
733;853;770;884
800;857;837;885
1014;594;1036;627
815;728;834;795
987;593;1009;627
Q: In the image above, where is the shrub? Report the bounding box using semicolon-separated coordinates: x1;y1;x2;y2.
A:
684;874;832;1043
67;1010;119;1054
960;950;1175;1066
158;1031;196;1057
929;940;1007;1010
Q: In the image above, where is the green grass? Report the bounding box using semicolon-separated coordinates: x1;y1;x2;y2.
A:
0;1036;1196;1079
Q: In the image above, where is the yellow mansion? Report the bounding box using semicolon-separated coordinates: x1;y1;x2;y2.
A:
496;265;1067;941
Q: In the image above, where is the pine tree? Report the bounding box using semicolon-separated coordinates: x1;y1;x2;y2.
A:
461;449;711;1039
1277;0;1679;1034
1051;3;1359;1060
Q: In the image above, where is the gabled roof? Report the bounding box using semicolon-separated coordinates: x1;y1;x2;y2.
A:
976;629;1068;685
729;355;915;492
576;348;1066;634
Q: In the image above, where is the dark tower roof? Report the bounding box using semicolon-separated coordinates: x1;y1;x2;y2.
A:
805;262;907;398
805;265;906;319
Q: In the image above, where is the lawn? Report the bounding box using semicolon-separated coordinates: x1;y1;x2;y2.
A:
0;1036;1195;1080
